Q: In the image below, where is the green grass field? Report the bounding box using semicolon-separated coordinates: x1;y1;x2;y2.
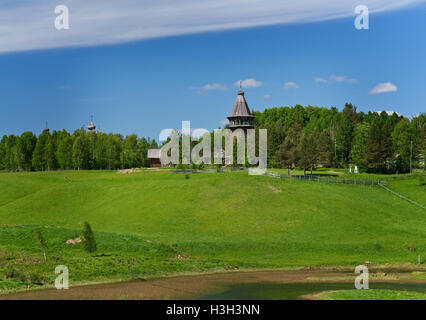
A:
0;170;425;294
317;289;426;300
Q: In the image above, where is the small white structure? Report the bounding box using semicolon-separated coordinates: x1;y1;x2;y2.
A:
147;149;162;167
354;165;359;174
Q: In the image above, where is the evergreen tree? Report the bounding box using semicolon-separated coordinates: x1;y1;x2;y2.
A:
274;120;302;175
82;222;96;253
297;130;318;177
363;122;382;173
392;118;412;173
317;129;333;167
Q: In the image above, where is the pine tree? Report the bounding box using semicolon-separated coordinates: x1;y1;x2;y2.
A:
363;122;382;173
274;120;301;175
297;131;318;177
82;222;96;253
392;119;412;173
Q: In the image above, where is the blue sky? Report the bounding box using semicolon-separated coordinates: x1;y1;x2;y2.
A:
0;0;425;140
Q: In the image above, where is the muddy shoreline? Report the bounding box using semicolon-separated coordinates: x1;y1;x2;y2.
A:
2;269;425;300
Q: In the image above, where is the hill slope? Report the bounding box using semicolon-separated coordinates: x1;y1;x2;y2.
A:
0;171;424;292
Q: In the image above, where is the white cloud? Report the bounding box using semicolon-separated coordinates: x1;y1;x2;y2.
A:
191;83;226;94
369;82;398;94
329;75;358;84
264;94;272;99
0;1;422;54
314;77;328;83
219;119;229;125
284;81;299;89
201;83;226;91
235;78;262;88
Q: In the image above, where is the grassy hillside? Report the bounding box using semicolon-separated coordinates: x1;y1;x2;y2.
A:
0;170;425;293
387;178;426;207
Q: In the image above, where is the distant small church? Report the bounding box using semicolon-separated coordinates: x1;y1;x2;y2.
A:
227;83;255;139
147;85;255;167
87;115;96;132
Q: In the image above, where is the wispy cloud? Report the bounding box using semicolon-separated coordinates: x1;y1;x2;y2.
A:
235;78;262;88
315;75;358;84
283;81;299;89
191;83;226;94
263;94;272;99
369;82;398;94
0;0;421;54
329;75;358;84
314;77;328;83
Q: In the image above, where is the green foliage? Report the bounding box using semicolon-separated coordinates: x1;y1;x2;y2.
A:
82;222;97;254
317;289;426;300
419;175;425;186
56;130;73;169
17;132;37;171
0;108;424;174
32;131;50;171
297;130;318;176
350;123;370;167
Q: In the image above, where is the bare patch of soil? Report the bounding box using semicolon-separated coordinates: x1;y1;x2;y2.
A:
268;185;282;193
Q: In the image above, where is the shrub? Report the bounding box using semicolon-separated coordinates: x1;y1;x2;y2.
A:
4;266;24;280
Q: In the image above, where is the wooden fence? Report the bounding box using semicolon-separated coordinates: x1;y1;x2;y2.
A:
265;170;420;186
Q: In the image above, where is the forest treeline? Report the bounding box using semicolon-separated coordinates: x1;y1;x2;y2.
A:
0;128;159;171
0;103;425;173
254;103;425;174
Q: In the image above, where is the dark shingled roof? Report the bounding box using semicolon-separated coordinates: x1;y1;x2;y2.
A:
229;89;253;117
